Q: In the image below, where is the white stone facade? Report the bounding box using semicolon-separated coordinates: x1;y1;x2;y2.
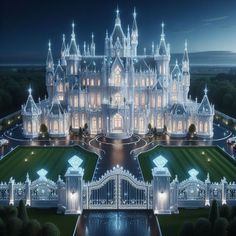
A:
22;8;214;138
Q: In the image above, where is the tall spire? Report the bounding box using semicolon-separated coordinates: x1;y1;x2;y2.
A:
69;21;79;56
91;32;95;56
204;85;208;95
115;6;121;25
46;40;54;69
182;39;189;62
161;22;165;40
132;8;138;33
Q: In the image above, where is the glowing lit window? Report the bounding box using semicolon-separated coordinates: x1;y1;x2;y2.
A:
150;115;154;127
172;83;177;92
83;79;86;86
59;120;63;132
157;115;162;128
177;121;182;131
74;114;79;128
141;79;145;87
114;93;122;104
92;117;97;131
114;65;121;86
134;117;137;128
97;94;101;106
157;96;161;108
98;80;101;86
87;78;89;86
27;122;32;133
151;96;155;108
80;94;85;107
139;117;144;132
199;122;203;132
135;80;138;86
57;83;63;92
81;114;85;127
91;95;95;106
70;65;73;74
141;94;145;106
54;120;59;132
74;96;78;107
204;122;208;132
135;95;139;106
98;117;102;129
91;79;94;86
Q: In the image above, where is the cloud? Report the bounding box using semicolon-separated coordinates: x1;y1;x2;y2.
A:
202;16;229;23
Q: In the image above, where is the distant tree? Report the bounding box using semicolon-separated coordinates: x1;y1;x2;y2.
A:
7;217;23;236
188;124;196;136
40;124;48;134
5;206;18;220
0;218;6;236
41;222;60;236
24;219;41;236
227;218;236;236
194;218;211;236
231;206;236;219
147;123;152;133
84;123;88;131
179;221;194;236
18;200;29;223
212;217;228;236
209;200;219;227
219;204;231;220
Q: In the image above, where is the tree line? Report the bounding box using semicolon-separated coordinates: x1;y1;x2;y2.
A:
0;68;46;118
190;73;236;119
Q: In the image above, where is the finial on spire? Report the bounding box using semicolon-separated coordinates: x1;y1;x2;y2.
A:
204;85;208;95
116;6;120;16
62;34;65;42
105;29;108;38
28;86;32;95
58;60;60;65
161;22;165;40
175;59;178;65
48;40;51;51
133;7;137;19
115;6;121;25
71;21;75;39
185;40;188;50
91;32;94;42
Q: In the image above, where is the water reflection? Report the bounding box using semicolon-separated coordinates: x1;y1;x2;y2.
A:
76;210;160;236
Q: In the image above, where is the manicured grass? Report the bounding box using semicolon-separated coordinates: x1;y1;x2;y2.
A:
158;208;209;236
0;146;98;182
27;208;77;236
138;146;236;182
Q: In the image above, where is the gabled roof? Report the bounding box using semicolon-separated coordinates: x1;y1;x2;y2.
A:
49;97;65;115
171;61;182;80
55;62;65;80
24;90;41;115
170;103;187;115
198;95;212;115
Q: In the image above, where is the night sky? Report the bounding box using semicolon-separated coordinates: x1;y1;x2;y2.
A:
1;0;236;63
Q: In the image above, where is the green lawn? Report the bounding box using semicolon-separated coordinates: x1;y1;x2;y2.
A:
138;146;236;182
0;146;98;182
28;208;77;236
158;208;209;236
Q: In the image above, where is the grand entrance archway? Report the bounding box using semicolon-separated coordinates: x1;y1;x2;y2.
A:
112;113;123;133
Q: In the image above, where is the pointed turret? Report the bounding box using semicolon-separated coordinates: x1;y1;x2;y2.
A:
159;22;167;56
61;34;67;66
182;40;189;63
171;59;181;81
46;40;54;70
126;25;131;57
91;32;95;56
131;8;138;57
23;87;41;115
104;30;109;56
69;22;80;57
115;7;121;26
198;86;213;115
182;40;190;102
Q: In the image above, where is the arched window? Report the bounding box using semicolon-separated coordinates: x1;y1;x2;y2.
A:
58;83;63;92
27;122;32;133
74;114;79;129
157;115;162;128
141;94;145;106
139;117;144;132
80;94;85;107
91;79;94;86
204;122;208;132
92;117;97;131
74;96;78;107
177;121;182;131
199;122;203;132
114;93;122;104
157;96;161;108
54;120;59;132
114;65;121;86
32;121;36;133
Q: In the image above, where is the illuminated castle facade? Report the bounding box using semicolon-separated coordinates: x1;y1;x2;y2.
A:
22;9;214;138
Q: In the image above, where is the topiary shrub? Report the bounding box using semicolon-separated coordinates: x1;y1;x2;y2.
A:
194;218;211;236
7;217;23;236
24;219;41;236
18;200;29;223
208;200;219;227
0;218;6;236
212;217;228;236
41;222;60;236
219;204;231;220
227;218;236;236
179;221;194;236
5;206;18;220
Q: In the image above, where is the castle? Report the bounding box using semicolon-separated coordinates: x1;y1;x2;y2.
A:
21;8;214;139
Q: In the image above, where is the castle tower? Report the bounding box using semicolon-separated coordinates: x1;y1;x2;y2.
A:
90;33;96;56
67;22;80;77
21;87;42;138
61;34;67;67
46;40;54;102
182;40;190;102
131;8;138;57
156;22;170;89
